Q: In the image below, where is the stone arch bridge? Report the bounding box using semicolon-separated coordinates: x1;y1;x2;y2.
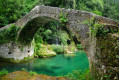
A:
0;6;119;79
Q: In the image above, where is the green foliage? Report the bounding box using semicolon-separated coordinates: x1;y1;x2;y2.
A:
96;26;109;37
21;68;37;76
104;74;111;78
34;20;70;45
83;17;118;38
51;45;64;54
103;0;119;22
0;69;8;77
0;0;119;28
0;24;19;44
44;0;74;8
77;44;82;50
64;69;95;80
0;0;40;27
22;68;27;71
83;17;98;37
29;71;37;76
92;0;104;8
96;26;118;37
90;22;101;37
60;12;68;23
36;45;47;56
92;11;102;16
44;29;52;39
82;20;89;24
59;12;68;26
34;44;56;58
116;55;119;59
34;43;41;55
7;24;20;41
0;0;23;27
58;30;69;45
33;20;73;55
76;0;119;22
44;29;52;35
20;47;23;51
34;34;43;44
83;17;113;37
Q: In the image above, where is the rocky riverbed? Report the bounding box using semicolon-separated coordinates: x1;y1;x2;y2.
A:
0;71;70;80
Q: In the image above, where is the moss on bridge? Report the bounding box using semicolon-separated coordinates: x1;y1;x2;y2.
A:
96;33;119;78
0;24;20;44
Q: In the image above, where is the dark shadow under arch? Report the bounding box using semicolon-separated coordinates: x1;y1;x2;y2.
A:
18;16;59;45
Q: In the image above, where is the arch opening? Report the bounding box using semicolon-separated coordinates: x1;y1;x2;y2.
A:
16;16;90;76
17;16;57;45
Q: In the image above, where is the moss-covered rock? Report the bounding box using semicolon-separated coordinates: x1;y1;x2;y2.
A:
94;33;119;80
0;55;34;63
0;71;70;80
0;71;29;80
35;44;57;58
0;24;20;45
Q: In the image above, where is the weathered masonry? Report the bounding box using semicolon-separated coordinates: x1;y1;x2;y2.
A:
0;6;119;80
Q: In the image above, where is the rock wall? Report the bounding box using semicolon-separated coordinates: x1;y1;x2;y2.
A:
89;25;119;80
93;33;119;80
0;43;34;60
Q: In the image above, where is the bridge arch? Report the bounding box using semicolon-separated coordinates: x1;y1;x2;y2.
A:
15;6;93;56
17;16;58;45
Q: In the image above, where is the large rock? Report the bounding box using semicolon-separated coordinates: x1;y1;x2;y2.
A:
0;71;70;80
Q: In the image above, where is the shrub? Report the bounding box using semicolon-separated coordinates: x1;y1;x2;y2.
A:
0;69;8;77
70;46;76;52
51;45;64;54
64;69;94;80
34;34;43;44
77;44;82;50
22;68;27;71
58;30;69;45
96;26;109;37
29;71;37;76
21;68;37;77
0;24;19;44
59;12;68;25
34;43;41;54
44;29;52;35
92;11;102;16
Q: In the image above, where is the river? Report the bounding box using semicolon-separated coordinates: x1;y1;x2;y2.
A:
0;51;89;76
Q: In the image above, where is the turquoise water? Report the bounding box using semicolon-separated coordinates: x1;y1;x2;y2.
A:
0;51;89;76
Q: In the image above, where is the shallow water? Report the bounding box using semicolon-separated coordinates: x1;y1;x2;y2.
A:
0;51;89;76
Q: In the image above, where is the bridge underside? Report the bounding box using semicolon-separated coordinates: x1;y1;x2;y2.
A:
18;16;55;45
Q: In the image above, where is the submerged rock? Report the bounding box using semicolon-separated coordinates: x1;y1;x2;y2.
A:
0;71;70;80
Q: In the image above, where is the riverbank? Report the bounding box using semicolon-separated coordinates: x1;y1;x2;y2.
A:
0;71;70;80
34;44;78;58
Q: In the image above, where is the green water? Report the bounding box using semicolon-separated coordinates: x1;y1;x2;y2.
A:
0;51;89;76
